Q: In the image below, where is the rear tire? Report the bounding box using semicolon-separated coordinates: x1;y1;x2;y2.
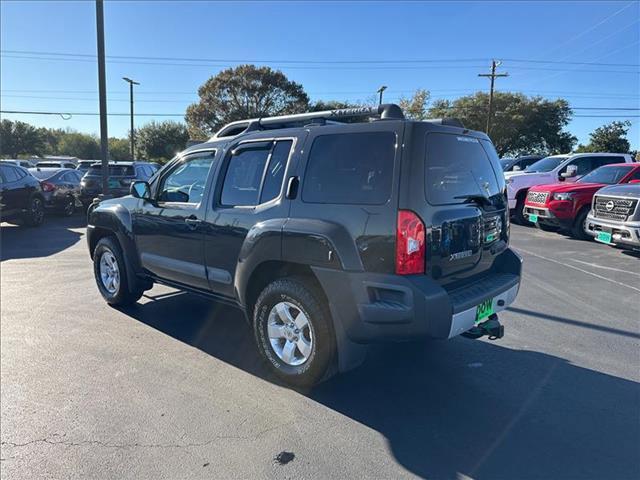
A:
513;193;528;225
571;208;591;240
253;277;336;388
23;196;45;227
62;196;75;216
93;237;144;306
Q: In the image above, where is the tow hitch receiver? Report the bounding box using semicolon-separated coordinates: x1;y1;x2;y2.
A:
462;314;504;340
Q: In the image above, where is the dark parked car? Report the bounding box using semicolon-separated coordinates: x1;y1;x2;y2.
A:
0;163;45;226
87;104;522;387
500;155;544;172
80;161;157;206
29;167;83;216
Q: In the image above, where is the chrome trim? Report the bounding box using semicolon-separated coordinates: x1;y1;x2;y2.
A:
448;282;519;339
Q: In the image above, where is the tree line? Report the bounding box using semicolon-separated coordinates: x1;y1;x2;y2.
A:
1;64;635;161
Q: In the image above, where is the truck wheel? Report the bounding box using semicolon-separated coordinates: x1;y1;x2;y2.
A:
253;278;336;388
571;208;591;241
93;237;144;306
23;196;45;227
513;193;527;225
62;195;75;216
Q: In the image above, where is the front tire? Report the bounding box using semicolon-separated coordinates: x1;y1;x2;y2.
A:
23;196;45;227
93;237;144;306
571;208;591;240
513;193;528;225
253;278;336;388
62;196;75;216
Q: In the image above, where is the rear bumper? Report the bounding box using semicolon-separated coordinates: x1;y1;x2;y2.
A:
312;248;522;343
585;214;640;249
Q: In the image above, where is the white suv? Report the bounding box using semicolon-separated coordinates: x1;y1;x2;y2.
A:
506;153;634;222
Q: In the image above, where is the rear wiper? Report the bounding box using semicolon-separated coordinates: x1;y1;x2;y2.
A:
454;194;491;205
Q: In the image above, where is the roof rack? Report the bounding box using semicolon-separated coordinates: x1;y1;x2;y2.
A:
212;103;405;139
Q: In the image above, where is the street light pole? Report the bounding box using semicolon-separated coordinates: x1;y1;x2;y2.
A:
95;0;109;196
122;77;139;160
377;85;387;106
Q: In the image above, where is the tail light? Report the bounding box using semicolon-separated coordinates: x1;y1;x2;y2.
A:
41;181;56;192
395;210;425;275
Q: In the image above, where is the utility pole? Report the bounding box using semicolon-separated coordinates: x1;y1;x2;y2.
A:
122;77;140;160
478;60;508;135
95;0;109;196
377;85;387;106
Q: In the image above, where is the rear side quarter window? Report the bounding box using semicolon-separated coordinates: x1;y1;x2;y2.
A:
301;132;395;205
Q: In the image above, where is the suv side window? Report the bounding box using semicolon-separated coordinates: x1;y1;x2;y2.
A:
560;157;592;176
157;152;215;204
302;132;395;205
220;140;293;207
594;156;625;168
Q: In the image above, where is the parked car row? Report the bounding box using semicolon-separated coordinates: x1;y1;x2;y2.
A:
504;154;639;252
0;160;159;227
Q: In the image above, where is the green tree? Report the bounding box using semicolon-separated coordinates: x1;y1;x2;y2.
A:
575;121;632;153
398;89;430;120
57;132;100;159
428;92;577;156
185;64;310;138
0;119;44;157
135;121;189;161
309;100;362;111
38;127;65;155
108;137;131;161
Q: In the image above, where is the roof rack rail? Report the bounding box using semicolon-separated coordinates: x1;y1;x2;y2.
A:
212;103;405;139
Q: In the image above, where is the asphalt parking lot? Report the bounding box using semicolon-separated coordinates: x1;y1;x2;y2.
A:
1;217;639;480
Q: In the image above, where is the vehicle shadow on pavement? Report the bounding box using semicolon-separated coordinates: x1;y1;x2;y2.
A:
127;291;640;480
0;215;85;261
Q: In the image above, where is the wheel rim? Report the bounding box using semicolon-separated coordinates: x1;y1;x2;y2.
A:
64;197;74;215
31;198;44;223
267;301;313;366
99;250;120;294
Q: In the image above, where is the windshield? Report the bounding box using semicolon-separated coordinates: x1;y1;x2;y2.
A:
425;133;502;205
578;165;633;185
87;165;134;176
524;156;569;173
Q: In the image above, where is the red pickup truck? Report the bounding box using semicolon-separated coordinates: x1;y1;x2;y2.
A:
523;163;640;239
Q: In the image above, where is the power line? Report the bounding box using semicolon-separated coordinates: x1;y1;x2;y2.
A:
0;110;184;117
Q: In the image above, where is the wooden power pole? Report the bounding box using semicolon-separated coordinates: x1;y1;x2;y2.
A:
478;60;508;135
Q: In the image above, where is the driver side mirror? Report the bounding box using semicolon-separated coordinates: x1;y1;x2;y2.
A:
131;180;151;200
628;179;640;184
560;165;578;180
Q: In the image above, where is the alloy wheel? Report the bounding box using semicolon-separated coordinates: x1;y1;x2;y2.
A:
267;301;313;366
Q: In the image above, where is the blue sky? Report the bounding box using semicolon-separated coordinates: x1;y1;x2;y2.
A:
1;0;639;150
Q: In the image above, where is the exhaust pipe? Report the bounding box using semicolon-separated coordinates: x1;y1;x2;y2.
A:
461;314;504;340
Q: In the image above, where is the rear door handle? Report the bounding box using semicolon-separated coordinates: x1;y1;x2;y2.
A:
185;216;202;230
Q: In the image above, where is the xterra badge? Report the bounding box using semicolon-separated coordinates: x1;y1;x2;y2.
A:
450;250;473;261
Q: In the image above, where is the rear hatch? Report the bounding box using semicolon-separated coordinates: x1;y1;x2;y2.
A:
82;164;135;193
403;124;508;288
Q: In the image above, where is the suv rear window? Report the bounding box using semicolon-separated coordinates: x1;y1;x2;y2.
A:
87;165;134;176
302;132;395;205
425;133;502;205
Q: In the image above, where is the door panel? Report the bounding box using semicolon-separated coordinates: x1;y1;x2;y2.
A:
133;151;217;290
204;136;300;297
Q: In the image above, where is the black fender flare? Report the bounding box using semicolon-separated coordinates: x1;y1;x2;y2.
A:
88;203;143;293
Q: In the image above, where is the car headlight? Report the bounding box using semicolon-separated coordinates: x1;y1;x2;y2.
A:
553;192;574;201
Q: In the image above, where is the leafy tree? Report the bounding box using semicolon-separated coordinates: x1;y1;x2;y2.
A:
135;121;189;161
38;127;65;155
309;100;363;111
428;92;577;157
108;137;131;161
0;119;44;157
57;132;100;159
575;121;632;153
185;64;310;138
398;89;430;120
